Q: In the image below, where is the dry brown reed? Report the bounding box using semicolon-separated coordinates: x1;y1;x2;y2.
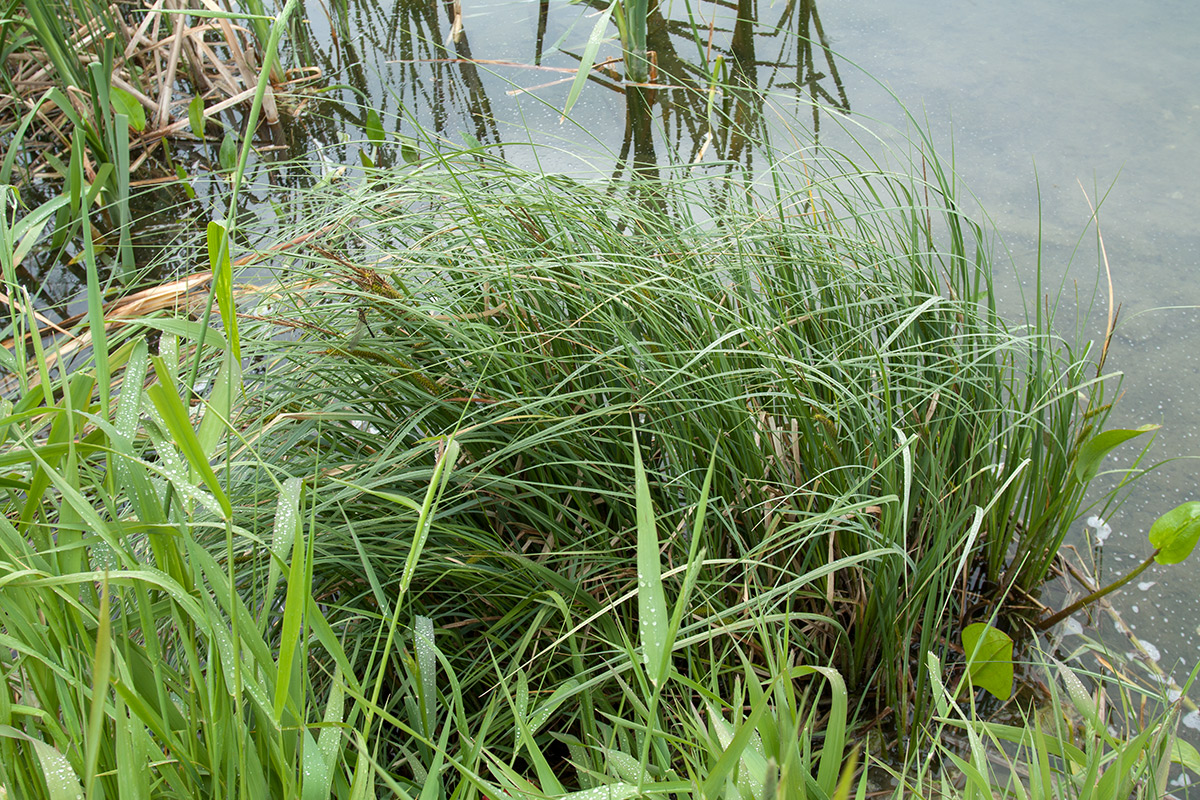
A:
1;0;320;184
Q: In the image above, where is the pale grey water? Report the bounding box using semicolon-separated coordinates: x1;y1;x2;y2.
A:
827;0;1200;702
299;0;1200;707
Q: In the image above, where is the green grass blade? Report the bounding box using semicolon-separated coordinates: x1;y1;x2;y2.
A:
30;737;84;800
206;222;241;361
633;432;668;689
272;481;308;722
146;356;233;519
561;0;614;120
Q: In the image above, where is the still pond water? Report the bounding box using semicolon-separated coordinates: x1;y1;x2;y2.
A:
290;0;1200;708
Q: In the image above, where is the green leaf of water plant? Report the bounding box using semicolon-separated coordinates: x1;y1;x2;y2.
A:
558;784;640;800
561;0;615;120
365;108;385;145
1149;502;1200;565
196;348;241;459
219;130;238;170
302;728;332;800
961;623;1014;701
1172;738;1200;773
399;135;420;164
264;477;303;626
189;95;207;140
460;130;483;151
8;194;68;267
146;357;233;519
110;87;146;131
699;688;772;799
414;615;438;736
175;164;197;199
633;433;668;687
317;667;346;773
84;577;112;794
274;501;310;721
1073;424;1159;485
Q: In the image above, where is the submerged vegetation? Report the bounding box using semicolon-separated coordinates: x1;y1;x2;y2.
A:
1;0;1198;798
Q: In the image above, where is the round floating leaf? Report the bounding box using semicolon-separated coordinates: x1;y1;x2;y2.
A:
1149;502;1200;565
961;622;1014;702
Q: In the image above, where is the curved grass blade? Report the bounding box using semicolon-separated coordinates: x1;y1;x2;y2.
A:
561;0;615;121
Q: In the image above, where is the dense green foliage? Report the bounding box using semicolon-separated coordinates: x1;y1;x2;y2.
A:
0;128;1194;799
1;1;1195;796
233;145;1112;719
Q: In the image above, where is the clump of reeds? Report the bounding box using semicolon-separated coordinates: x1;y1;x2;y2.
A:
225;138;1117;740
2;132;1191;797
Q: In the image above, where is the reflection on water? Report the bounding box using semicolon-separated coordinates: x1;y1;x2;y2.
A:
294;0;851;174
19;0;856;312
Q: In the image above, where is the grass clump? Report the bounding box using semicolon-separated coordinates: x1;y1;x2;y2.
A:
3;120;1193;794
227;141;1115;741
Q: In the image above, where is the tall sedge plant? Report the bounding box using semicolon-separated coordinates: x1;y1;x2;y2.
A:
215;129;1140;738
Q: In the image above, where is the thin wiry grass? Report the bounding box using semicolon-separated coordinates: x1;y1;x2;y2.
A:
0;141;1186;797
217;133;1115;756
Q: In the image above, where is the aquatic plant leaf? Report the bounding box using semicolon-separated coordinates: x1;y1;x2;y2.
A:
365;108;385;145
301;727;332;800
146;363;233;519
110;87;145;132
219;130;238;171
273;491;310;722
29;737;84;800
189;95;206;140
557;783;640;800
1172;739;1200;773
207;221;241;360
1149;502;1200;565
196;349;241;460
399;135;420;164
264;477;303;625
561;0;615;120
1073;424;1158;485
961;623;1014;701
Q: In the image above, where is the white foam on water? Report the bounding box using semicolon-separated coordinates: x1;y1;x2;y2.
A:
1086;515;1112;544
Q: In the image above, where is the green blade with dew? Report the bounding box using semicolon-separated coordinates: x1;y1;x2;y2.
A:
561;0;615;121
146;355;233;520
29;737;84;800
84;575;113;796
263;476;303;628
633;431;669;688
272;478;307;722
